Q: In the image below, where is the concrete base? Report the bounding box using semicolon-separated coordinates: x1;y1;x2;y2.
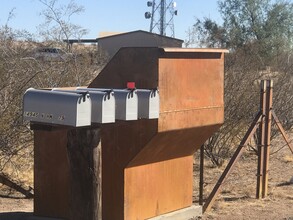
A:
147;205;202;220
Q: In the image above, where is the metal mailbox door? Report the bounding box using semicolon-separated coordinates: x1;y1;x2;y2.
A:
137;89;159;119
23;88;91;127
78;88;138;121
113;89;138;121
54;89;115;124
89;90;115;123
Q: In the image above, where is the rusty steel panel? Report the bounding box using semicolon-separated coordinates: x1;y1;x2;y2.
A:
158;52;224;132
101;120;158;220
123;125;220;219
124;156;193;220
90;47;226;133
89;47;160;89
87;47;227;219
34;129;70;219
128;124;221;167
158;108;223;132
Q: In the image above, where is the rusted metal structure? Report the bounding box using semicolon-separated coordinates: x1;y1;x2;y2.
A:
89;47;227;219
32;47;228;220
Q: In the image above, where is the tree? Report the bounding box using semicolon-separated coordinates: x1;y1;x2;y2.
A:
187;0;293;166
38;0;88;47
0;3;108;194
0;24;37;191
190;0;293;65
185;18;227;48
221;0;293;63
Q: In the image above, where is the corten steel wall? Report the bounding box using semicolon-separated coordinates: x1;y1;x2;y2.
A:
89;47;227;220
34;129;70;219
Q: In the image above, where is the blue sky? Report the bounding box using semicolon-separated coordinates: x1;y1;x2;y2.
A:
0;0;221;41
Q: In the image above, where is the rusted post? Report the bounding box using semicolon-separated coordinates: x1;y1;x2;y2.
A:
199;144;204;206
262;80;273;198
203;112;261;212
256;80;266;199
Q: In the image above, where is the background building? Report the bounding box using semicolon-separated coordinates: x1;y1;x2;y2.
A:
66;30;183;58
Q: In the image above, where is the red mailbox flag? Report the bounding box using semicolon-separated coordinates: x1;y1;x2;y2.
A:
127;82;136;89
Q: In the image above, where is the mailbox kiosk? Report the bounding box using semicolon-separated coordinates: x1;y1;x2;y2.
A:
31;47;228;220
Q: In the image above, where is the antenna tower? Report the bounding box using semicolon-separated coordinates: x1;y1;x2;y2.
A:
145;0;178;37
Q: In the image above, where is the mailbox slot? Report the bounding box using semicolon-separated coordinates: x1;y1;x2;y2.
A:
23;88;91;127
137;89;159;119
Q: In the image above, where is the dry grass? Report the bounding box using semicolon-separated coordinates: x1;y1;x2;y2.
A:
283;155;293;163
193;134;293;220
0;144;33;201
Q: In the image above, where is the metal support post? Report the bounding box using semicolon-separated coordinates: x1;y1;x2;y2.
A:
203;79;292;212
256;80;266;199
203;112;261;212
262;80;273;198
199;145;204;205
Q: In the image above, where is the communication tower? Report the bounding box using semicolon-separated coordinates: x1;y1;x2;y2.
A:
145;0;178;37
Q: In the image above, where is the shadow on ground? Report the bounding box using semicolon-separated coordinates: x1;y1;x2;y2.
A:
0;212;33;220
0;194;27;199
0;212;63;220
276;181;293;187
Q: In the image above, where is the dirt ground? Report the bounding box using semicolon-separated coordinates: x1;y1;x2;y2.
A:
194;135;293;220
0;136;292;220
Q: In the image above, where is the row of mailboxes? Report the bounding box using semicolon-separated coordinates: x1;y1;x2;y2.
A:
23;87;159;127
53;89;116;124
77;88;138;121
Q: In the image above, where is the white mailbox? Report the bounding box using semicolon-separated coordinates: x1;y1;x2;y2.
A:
53;89;115;124
77;88;138;121
114;89;138;120
23;88;91;127
87;90;115;123
137;89;159;119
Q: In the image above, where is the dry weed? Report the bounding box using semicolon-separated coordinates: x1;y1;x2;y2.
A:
283;155;293;163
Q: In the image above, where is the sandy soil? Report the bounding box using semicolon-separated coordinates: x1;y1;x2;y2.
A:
195;136;293;220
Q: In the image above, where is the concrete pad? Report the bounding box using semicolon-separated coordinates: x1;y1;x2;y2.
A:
147;205;202;220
